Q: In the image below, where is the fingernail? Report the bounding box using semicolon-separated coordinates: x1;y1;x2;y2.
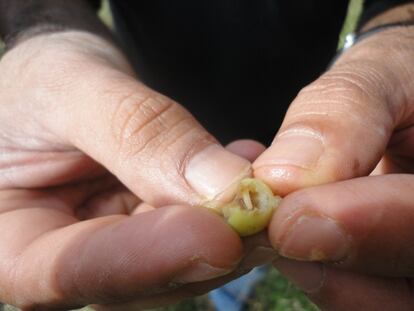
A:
257;131;324;170
279;215;350;261
241;246;280;269
185;144;251;202
172;262;233;284
274;257;324;293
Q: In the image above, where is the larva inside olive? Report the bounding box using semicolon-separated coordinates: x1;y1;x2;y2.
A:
206;178;281;237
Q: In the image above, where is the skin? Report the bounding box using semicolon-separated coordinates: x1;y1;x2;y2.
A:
253;5;414;310
0;31;278;310
2;2;414;311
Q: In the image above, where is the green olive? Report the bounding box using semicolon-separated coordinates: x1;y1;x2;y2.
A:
208;178;281;237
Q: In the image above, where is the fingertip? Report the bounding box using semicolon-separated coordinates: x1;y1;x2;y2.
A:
253;128;325;192
226;139;266;161
253;164;311;196
185;144;252;203
268;191;305;249
269;175;414;277
268;188;352;263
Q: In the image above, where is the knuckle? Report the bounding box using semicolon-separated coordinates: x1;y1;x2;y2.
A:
321;67;387;100
111;92;172;147
287;67;393;137
298;69;377;110
111;91;206;160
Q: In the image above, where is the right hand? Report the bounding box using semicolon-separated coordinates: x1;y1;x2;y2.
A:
0;31;258;310
253;25;414;310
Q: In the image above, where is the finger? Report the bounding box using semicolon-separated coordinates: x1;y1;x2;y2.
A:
95;269;248;311
274;258;414;311
34;33;250;207
95;217;277;310
253;28;414;196
269;174;414;276
372;125;414;176
76;188;140;219
0;174;120;216
9;174;141;220
0;203;242;309
132;202;156;215
226;139;266;162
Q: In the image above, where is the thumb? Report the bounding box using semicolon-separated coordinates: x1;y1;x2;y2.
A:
61;77;250;207
37;33;250;207
253;27;414;195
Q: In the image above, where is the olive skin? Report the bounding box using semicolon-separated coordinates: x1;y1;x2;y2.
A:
215;178;281;237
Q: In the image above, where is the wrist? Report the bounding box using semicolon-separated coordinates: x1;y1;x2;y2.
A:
0;0;112;50
360;2;414;31
332;2;414;67
334;25;414;70
3;31;134;76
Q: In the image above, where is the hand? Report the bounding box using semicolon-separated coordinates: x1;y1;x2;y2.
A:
254;26;414;310
0;31;257;310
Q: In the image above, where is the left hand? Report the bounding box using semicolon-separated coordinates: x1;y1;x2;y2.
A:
254;26;414;310
0;31;274;310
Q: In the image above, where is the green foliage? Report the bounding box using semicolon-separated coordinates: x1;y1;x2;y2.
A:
338;0;364;49
146;268;320;311
151;295;215;311
244;269;319;311
98;0;113;28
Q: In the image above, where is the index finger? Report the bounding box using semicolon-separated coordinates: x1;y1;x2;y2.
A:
0;194;242;309
269;174;414;276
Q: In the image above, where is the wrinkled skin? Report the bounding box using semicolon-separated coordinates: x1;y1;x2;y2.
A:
3;14;414;311
0;32;275;310
254;26;414;310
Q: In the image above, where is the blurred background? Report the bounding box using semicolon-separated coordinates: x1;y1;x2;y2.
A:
0;0;362;310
